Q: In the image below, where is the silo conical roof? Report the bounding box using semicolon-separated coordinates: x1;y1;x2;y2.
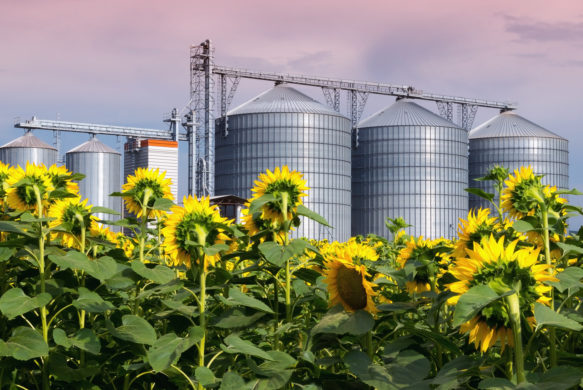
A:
67;137;120;154
0;132;57;150
359;99;457;128
228;84;343;116
469;111;565;139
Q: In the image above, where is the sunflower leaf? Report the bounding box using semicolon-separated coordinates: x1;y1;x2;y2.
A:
221;334;274;361
0;327;49;360
91;206;121;215
534;302;583;331
0;221;34;237
464;188;494;202
296;205;331;227
248;194;276;215
312;305;374;336
223;287;274;313
259;240;309;267
0;288;52;320
72;287;115;313
131;261;176;284
511;220;536;233
110;315;157;345
452;285;511;328
548;267;583;293
151;198;174;211
203;243;230;256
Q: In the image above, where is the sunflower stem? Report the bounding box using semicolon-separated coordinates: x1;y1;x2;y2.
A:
506;292;526;384
365;331;374;360
273;274;280;350
195;230;208;390
33;185;49;390
541;207;557;368
76;214;87;367
280;192;292;323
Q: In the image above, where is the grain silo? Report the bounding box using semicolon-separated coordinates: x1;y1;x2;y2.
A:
0;131;58;168
468;111;569;210
66;135;121;224
352;99;468;239
215;84;352;241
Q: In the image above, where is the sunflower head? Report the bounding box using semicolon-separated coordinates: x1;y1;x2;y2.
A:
447;235;557;352
5;163;54;214
455;208;500;258
250;166;309;226
0;161;14;206
122;167;173;219
48;197;96;249
501;166;544;219
322;242;377;313
89;222;117;243
115;233;135;258
162;196;232;270
241;204;287;244
47;164;79;197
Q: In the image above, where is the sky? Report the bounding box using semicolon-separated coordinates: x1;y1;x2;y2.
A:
1;0;582;224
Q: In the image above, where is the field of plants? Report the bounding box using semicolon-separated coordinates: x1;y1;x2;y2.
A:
0;161;582;389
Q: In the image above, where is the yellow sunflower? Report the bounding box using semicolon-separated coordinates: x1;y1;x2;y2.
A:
322;241;378;313
447;235;557;352
48;197;96;249
241;204;286;244
396;236;445;295
501;166;544;219
115;233;135;258
5;163;54;214
47;164;79;197
89;222;117;244
162;195;232;270
250;166;309;225
0;161;14;207
122;167;173;219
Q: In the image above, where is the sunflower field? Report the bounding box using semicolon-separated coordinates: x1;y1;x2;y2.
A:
1;160;583;389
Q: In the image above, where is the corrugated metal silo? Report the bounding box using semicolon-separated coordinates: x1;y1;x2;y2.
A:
66;136;121;224
469;111;569;210
215;84;352;241
0;131;58;168
352;99;468;239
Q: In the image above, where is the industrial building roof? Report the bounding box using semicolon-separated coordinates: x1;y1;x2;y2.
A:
228;84;345;116
358;99;457;128
0;131;57;150
469;111;565;139
67;137;120;154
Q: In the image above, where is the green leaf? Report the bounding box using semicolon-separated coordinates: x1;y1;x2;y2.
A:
344;350;394;390
385;350;431;388
214;309;265;329
556;243;583;258
478;378;516;389
292;268;322;285
512;220;536;233
72;287;114;313
0;327;48;360
147;333;186;372
222;334;274;361
0;247;15;262
534;302;583;331
403;324;462;354
48;352;99;383
91;206;121;215
53;328;101;355
527;365;583;390
203;243;230;256
254;370;293;390
195;366;217;387
465;188;494;202
248;194;276;215
556;188;583;195
259;239;309;267
151;198;175;211
296;205;331;227
452;285;510;327
131;261;175;284
85;256;119;281
0;221;34;237
312;305;374;336
0;288;52;320
548;267;583;293
112;315;157;345
49;250;90;270
223;287;274;314
219;372;246;390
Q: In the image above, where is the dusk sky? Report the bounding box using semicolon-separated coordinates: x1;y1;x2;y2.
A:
1;1;582;224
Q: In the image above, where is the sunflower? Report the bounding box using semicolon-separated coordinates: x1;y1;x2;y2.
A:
5;163;54;214
162;195;232;270
241;204;286;244
322;241;378;313
122;168;173;219
501;166;545;219
89;222;117;244
447;235;557;352
115;233;135;258
47;164;79;197
0;161;14;206
250;166;309;225
48;197;96;249
396;236;444;294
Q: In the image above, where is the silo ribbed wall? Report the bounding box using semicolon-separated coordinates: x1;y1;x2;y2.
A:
352;101;468;239
0;133;57;168
215;111;352;241
469;137;569;210
66;139;121;227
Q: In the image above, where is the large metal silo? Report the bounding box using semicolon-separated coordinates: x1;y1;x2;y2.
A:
215;84;352;241
352;99;468;239
66;136;121;225
469;111;569;210
0;131;58;168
